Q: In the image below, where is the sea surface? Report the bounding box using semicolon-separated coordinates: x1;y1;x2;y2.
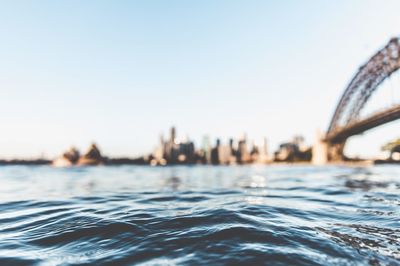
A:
0;165;399;265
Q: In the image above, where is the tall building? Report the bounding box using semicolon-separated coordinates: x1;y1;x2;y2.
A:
211;139;220;165
259;137;270;163
170;127;176;144
237;134;250;163
202;135;212;164
228;138;237;164
165;126;177;163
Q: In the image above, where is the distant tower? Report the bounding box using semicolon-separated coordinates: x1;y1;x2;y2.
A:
229;138;234;153
216;138;221;147
237;134;249;163
229;138;233;146
170;126;176;144
211;138;221;165
202;135;212;164
228;138;237;164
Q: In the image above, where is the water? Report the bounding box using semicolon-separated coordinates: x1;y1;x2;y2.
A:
0;165;399;265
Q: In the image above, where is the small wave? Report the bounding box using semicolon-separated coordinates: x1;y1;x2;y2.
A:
0;165;398;265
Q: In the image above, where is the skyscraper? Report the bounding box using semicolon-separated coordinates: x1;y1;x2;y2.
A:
170;127;176;144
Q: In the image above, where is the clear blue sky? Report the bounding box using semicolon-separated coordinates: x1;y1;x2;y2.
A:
1;0;400;159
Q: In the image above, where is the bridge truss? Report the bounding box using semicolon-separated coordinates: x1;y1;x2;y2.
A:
327;37;400;142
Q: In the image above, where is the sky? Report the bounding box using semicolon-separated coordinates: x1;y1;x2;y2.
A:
1;0;400;159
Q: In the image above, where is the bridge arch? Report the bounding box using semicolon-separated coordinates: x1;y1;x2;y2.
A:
313;37;400;163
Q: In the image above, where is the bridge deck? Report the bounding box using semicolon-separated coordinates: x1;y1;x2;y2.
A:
326;104;400;143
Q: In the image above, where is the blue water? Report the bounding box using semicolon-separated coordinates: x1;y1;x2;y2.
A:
0;165;399;265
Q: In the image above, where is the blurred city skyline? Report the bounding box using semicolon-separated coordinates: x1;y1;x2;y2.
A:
1;0;400;159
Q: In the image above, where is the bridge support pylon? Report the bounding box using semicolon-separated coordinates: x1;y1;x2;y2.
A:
312;130;346;164
312;131;328;165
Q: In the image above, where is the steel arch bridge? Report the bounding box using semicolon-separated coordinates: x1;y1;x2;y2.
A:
314;37;400;162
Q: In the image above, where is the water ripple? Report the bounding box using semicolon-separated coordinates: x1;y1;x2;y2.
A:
0;165;398;265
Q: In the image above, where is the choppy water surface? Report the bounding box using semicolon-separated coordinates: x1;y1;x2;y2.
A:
0;165;399;265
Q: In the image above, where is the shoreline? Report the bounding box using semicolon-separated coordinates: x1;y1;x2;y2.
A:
0;159;396;167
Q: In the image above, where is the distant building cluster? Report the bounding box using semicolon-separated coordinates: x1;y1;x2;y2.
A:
148;126;310;166
274;136;312;162
50;126;313;167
